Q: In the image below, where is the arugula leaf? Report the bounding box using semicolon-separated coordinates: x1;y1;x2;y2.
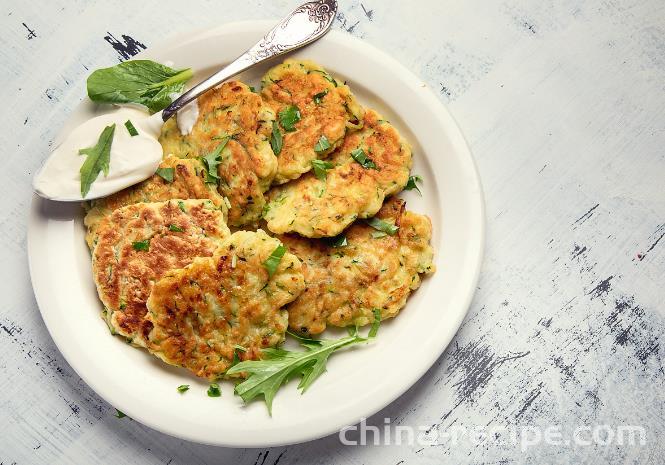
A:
155;167;174;183
405;174;423;195
311;159;334;180
168;224;184;232
132;239;150;251
263;244;286;278
79;124;115;197
270;121;283;155
314;135;331;153
278;105;301;132
87;60;193;113
114;409;126;418
202;137;229;183
313;89;329;104
366;217;399;235
124;119;139;136
227;316;381;414
350;148;377;169
177;384;190;393
207;383;222;397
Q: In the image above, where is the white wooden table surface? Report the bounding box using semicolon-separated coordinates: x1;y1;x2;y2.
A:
2;0;664;463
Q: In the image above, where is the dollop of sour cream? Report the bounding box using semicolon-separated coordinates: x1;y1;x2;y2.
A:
176;99;199;135
33;108;164;201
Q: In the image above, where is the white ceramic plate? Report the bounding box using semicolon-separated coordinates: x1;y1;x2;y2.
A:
28;21;484;447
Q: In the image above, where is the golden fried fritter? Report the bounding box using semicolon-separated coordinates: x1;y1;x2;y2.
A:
261;59;364;184
280;198;435;335
159;81;277;226
84;155;226;249
144;230;305;380
92;200;230;345
264;109;412;237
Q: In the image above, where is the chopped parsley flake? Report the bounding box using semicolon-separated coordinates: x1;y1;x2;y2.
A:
132;239;150;251
351;148;377;169
314;135;331;153
263;244;287;278
124;119;139;136
155;167;175;183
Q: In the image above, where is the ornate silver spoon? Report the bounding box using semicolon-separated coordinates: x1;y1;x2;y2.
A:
161;0;338;121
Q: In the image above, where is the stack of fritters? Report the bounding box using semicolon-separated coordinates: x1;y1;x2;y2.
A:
85;59;435;380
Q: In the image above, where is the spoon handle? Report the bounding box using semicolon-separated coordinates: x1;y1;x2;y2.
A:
162;0;338;121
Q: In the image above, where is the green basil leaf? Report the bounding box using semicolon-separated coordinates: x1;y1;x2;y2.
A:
168;224;184;232
177;384;190;393
313;89;329;104
87;60;193;114
114;409;126;418
177;200;186;212
155;167;174;183
311;159;334;180
314;135;331;153
132;239;150;251
366;217;399;235
270;121;283;155
263;244;286;278
405;174;423;195
79;124;115;197
278;105;301;132
350;148;377;169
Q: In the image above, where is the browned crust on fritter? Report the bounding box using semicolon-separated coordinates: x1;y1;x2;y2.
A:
144;230;305;379
261;59;365;183
264;109;412;237
92;200;230;345
280;198;435;335
84;155;225;249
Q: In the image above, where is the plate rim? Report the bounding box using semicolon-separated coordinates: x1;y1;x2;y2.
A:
27;21;485;447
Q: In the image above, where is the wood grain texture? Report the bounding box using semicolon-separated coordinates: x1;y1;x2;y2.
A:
1;0;664;463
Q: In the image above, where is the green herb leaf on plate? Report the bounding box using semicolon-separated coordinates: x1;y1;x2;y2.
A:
350;148;377;169
270;121;283;155
177;200;186;212
202;137;229;183
79;124;115;198
124;119;139;136
311;159;334;180
366;217;399;235
313;89;329;104
132;239;150;251
314;135;331;153
227;319;381;415
207;383;222;397
87;60;193;114
263;244;286;278
404;174;423;195
177;384;190;393
155;167;174;183
114;409;126;418
278;105;301;132
168;224;184;232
